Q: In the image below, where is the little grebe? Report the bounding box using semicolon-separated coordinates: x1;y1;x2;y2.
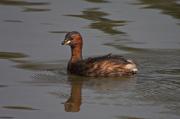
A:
61;31;138;77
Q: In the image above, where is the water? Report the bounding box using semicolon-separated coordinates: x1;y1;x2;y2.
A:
0;0;180;119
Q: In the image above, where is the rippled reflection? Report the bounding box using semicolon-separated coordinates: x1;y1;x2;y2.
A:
23;7;50;12
0;0;49;6
65;78;83;112
136;0;180;20
3;20;23;23
65;8;127;35
104;42;150;53
83;0;109;3
0;0;50;12
2;105;38;110
64;76;136;112
0;116;15;119
0;52;27;59
0;84;8;88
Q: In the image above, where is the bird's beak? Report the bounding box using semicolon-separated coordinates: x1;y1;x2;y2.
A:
61;39;71;45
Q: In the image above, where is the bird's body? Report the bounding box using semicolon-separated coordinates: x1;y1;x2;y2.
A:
62;31;138;77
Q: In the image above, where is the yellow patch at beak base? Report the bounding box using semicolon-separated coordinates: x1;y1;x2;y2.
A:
62;39;71;45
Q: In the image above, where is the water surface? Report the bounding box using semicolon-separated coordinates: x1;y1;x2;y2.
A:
0;0;180;119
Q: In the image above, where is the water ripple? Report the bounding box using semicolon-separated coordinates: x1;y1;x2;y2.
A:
65;8;127;35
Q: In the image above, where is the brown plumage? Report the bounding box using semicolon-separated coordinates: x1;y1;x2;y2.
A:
61;31;138;77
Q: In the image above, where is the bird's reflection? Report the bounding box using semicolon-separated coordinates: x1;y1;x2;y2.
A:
64;77;83;112
64;75;137;112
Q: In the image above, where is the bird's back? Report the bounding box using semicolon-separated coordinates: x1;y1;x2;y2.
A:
68;54;138;77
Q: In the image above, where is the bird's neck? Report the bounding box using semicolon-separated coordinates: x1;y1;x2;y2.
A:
70;45;83;63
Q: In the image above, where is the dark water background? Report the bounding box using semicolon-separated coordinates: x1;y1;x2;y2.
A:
0;0;180;119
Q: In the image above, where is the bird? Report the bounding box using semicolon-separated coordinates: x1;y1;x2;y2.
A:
61;31;138;77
